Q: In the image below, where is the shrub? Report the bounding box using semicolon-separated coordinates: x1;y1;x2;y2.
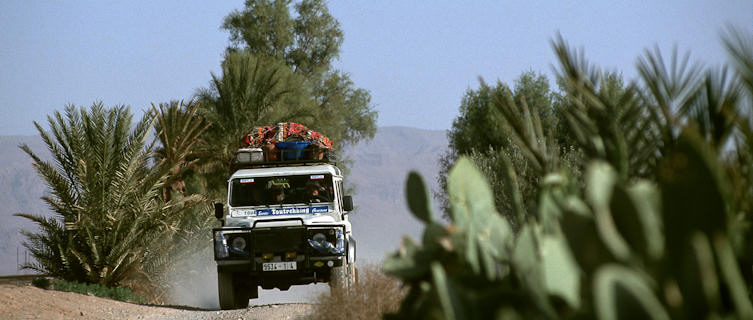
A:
31;277;51;289
52;279;147;304
310;264;406;320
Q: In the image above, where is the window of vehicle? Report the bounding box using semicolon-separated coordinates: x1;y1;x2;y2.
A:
230;174;334;207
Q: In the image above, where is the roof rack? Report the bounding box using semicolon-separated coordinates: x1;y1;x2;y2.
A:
230;147;338;171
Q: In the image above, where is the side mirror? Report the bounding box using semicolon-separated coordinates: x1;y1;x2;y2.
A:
343;195;354;212
214;203;224;220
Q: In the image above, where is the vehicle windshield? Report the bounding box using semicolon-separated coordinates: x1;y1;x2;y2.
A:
230;174;334;207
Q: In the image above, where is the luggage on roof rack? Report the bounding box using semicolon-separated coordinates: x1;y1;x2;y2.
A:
241;122;333;150
232;122;336;170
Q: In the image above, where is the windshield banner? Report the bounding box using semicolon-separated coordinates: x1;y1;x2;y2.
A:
254;206;329;216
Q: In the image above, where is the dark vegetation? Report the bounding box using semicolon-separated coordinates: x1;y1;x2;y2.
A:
31;277;146;304
387;31;753;318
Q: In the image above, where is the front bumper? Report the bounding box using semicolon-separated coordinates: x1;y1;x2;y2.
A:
213;224;346;282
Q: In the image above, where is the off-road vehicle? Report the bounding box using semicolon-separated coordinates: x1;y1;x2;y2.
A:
213;146;356;309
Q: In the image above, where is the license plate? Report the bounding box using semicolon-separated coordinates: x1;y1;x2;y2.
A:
262;261;297;271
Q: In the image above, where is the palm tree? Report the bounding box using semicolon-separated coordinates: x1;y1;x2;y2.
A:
15;102;199;287
195;51;315;195
144;99;217;301
152;99;211;201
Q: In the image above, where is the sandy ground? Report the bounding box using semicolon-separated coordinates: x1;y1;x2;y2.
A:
0;283;314;320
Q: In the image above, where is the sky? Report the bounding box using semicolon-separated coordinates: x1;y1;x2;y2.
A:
1;1;751;135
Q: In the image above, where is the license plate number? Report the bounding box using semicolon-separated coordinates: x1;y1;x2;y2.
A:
263;261;297;271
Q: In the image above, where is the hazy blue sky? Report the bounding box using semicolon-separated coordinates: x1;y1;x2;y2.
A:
1;1;750;135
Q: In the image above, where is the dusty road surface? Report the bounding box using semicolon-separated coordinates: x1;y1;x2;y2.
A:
0;282;314;320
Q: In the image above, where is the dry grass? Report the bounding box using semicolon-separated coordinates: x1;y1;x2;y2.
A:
310;264;406;320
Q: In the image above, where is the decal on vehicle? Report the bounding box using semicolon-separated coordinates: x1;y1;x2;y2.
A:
267;178;290;189
255;206;329;216
231;209;255;217
239;178;255;184
310;175;325;180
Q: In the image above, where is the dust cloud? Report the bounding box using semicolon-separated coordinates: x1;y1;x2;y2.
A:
163;243;219;309
162;243;327;309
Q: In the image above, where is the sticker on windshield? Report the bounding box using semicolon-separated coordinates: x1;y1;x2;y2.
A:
268;178;290;189
310;175;324;180
255;206;329;216
239;178;254;184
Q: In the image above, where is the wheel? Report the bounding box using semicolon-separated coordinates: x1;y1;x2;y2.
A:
330;265;345;290
218;272;236;310
347;262;356;287
247;282;258;300
330;262;357;291
218;272;249;310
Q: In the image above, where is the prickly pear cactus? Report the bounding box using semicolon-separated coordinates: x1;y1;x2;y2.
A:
385;130;753;319
384;158;580;319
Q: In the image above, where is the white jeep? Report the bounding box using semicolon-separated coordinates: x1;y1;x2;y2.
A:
212;148;357;310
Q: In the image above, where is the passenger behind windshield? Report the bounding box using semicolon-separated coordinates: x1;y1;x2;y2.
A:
306;181;331;203
230;174;334;207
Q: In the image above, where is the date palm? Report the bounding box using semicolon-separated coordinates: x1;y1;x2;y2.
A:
15;103;199;287
152;99;211;201
195;51;314;195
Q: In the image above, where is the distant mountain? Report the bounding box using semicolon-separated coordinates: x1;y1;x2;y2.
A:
344;126;447;263
0;127;448;275
0;136;52;275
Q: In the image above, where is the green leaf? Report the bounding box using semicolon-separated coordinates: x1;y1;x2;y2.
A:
406;171;433;224
512;225;556;317
560;205;613;275
497;149;527;225
421;222;445;245
609;184;656;262
431;262;465;320
540;234;581;309
383;237;431;280
586;161;631;261
659;127;730;261
624;181;663;261
537;173;568;232
447;157;513;273
593;264;670;320
713;233;753;318
447;157;498;228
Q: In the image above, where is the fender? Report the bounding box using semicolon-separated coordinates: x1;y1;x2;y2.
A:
348;235;357;264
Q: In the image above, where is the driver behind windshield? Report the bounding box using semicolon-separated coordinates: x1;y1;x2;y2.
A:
270;187;285;204
305;181;331;203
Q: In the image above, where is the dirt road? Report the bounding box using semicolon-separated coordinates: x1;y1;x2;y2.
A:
0;283;314;320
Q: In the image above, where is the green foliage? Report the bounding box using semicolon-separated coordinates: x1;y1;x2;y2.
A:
31;277;51;289
390;30;753;319
438;72;584;230
196;51;309;195
152;99;211;201
52;279;147;304
224;0;343;76
15;103;203;289
220;0;376;147
406;172;434;224
199;0;377;194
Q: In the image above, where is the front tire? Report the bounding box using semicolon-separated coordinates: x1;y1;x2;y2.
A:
330;262;357;291
218;272;249;310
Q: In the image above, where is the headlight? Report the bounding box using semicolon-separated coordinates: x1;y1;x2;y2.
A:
334;229;345;254
312;233;326;243
231;236;247;251
214;232;229;259
307;229;345;255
